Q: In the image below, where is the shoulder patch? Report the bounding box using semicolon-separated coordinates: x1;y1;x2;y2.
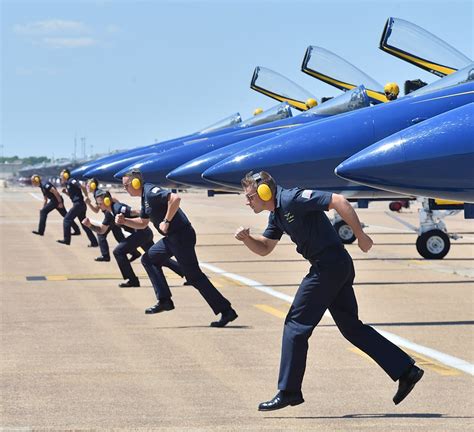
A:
301;189;313;199
151;187;160;193
71;179;77;185
120;206;127;214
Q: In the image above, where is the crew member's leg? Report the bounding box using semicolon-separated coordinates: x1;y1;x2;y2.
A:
60;203;82;244
141;238;173;300
76;202;98;246
35;200;56;235
169;227;231;315
329;252;414;381
114;229;152;286
57;205;80;234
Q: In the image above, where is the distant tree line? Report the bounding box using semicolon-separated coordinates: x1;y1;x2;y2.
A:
0;156;51;165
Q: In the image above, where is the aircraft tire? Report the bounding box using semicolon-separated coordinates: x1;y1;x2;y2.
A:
416;229;450;259
334;220;356;244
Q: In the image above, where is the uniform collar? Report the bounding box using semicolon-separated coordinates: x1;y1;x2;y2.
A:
275;185;283;209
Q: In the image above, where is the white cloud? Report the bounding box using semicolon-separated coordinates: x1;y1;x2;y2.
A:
43;37;97;48
14;20;88;36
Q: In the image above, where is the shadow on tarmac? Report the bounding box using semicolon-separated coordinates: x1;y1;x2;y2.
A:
269;413;473;419
150;325;253;330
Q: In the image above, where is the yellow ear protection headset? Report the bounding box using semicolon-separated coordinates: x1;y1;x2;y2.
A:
252;172;273;201
31;174;41;185
96;190;112;207
103;193;112;207
61;169;70;180
128;170;142;190
131;177;141;190
88;179;98;191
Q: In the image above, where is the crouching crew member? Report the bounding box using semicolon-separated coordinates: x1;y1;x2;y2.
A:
236;171;423;411
57;169;98;247
118;169;238;327
84;178;130;262
31;174;81;236
83;189;184;287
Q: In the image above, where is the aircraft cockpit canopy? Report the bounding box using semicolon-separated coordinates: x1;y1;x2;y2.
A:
196;112;242;135
408;62;474;97
301;46;387;104
380;17;472;77
251;66;318;111
303;85;370;116
239;102;293;128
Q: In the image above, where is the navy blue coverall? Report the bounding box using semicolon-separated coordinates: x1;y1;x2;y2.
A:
62;178;98;246
262;186;414;392
104;201;184;283
37;181;80;235
139;184;231;314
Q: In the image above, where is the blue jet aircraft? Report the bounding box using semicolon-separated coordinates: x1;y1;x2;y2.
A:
83;103;292;182
335;102;474;203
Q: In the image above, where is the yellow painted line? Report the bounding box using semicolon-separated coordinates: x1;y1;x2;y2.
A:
254;304;288;319
46;275;68;281
349;347;461;376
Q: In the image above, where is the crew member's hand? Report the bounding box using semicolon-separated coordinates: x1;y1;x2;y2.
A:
82;217;91;227
159;221;169;235
115;214;125;225
357;232;373;252
235;226;250;241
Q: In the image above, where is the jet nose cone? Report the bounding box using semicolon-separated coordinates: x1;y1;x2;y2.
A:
202;160;243;189
166;165;205;187
335;133;406;186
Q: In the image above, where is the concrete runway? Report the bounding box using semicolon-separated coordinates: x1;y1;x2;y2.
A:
1;187;473;431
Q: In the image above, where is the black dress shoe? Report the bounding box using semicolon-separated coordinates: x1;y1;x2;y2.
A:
183;280;192;286
88;243;99;248
95;255;110;262
129;251;141;263
145;299;175;314
56;239;70;245
71;231;81;236
258;391;304;411
210;308;238;327
118;279;140;288
32;230;43;236
393;365;424;405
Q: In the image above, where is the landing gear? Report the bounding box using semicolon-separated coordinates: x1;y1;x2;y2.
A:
416;229;450;259
334;220;356;244
331;210;357;244
415;199;460;259
385;198;462;259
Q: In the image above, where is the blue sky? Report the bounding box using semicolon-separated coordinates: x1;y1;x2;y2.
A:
2;0;473;159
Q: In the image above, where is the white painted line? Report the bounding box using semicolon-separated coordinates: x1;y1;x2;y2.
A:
201;263;295;304
201;262;474;376
30;192;43;201
377;329;474;376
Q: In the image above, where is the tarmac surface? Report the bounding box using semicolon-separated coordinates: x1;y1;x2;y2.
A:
1;187;473;431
